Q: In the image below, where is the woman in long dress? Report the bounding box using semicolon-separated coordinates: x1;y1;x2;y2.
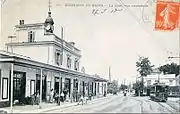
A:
50;89;54;103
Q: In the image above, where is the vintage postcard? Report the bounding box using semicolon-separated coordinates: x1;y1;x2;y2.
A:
0;0;179;113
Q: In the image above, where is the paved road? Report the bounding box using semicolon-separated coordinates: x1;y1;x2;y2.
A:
46;94;179;113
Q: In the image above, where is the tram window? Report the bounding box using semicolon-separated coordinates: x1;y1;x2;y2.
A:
150;86;155;93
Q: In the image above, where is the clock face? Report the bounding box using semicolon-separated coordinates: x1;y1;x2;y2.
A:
45;25;51;30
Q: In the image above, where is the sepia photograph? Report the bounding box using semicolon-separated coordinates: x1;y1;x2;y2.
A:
0;0;180;113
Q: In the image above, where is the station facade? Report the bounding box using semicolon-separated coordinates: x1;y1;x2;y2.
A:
0;9;108;107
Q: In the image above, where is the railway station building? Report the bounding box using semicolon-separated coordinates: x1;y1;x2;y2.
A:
0;9;108;107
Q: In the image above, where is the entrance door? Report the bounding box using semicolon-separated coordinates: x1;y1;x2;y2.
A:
95;83;96;96
13;71;26;104
42;76;47;101
54;77;59;93
92;82;94;95
36;74;47;101
65;78;71;97
82;81;85;97
73;79;78;102
88;82;90;96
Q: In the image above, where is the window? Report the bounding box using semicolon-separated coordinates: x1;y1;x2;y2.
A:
67;56;71;68
13;72;26;101
55;51;63;66
147;80;151;85
169;80;173;85
74;59;79;71
60;54;63;65
55;52;60;65
28;31;35;42
30;80;35;96
2;78;8;99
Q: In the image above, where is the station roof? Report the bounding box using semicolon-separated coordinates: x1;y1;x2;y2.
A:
0;50;108;82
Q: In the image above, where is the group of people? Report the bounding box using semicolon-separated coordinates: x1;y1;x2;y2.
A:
30;88;94;105
31;90;40;105
49;88;69;104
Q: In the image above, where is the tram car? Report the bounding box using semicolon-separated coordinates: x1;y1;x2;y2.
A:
150;83;169;102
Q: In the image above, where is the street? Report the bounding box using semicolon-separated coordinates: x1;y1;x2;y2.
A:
45;93;179;113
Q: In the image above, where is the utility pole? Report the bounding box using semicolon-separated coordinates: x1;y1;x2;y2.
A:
109;66;111;83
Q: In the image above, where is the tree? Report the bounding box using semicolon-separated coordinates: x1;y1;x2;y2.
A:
158;63;180;76
136;56;154;76
120;84;128;91
107;80;118;94
132;81;141;96
136;56;154;96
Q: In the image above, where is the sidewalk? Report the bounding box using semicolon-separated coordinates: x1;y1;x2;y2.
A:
0;102;76;113
0;94;113;113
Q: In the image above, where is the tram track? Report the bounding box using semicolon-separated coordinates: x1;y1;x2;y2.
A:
132;97;177;113
157;102;175;113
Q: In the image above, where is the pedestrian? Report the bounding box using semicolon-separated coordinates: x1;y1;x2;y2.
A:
63;88;68;101
36;90;40;105
60;92;65;102
54;90;60;104
30;93;36;105
50;89;54;103
54;90;59;104
78;94;84;105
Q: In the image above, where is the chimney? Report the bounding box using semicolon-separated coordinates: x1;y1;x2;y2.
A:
19;20;24;25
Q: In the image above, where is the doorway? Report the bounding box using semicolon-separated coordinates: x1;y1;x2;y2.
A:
95;83;96;96
65;78;71;97
73;79;78;102
36;74;47;101
13;71;26;104
54;77;60;94
82;81;85;97
92;82;94;95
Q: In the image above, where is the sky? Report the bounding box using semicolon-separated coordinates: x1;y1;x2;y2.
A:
0;0;179;84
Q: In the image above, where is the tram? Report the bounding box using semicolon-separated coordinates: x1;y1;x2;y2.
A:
150;83;169;102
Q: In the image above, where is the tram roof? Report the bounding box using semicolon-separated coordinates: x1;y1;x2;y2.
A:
152;82;168;87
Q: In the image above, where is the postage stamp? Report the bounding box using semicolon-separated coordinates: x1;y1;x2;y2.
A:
155;0;180;31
